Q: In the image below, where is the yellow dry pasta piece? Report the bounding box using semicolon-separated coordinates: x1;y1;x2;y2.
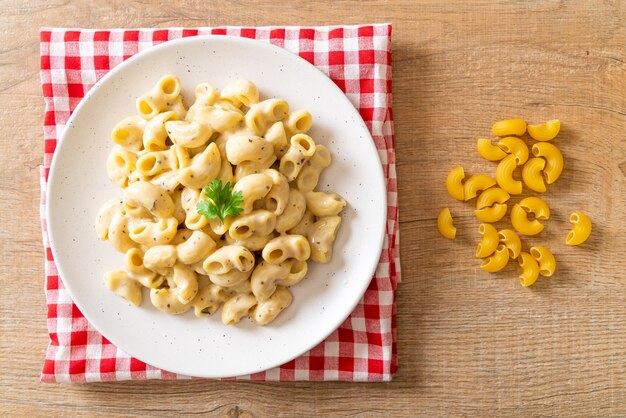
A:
497;136;529;165
531;142;563;184
463;174;496;201
519;196;550;219
530;246;556;277
498;229;521;259
492;118;526;137
518;252;540;287
510;204;540;236
527;119;560;142
480;244;509;273
437;208;456;240
510;197;550;236
522;157;547;193
445;166;465;201
476;223;499;258
565;211;592;246
477;138;507;161
474;203;507;223
476;187;510;210
496;154;522;195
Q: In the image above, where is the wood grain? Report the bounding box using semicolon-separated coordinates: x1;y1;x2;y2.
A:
1;0;625;416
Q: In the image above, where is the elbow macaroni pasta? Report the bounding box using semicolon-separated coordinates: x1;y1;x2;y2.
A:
476;138;507;161
262;168;290;216
262;235;311;264
96;76;346;325
220;79;259;107
279;134;317;181
106;146;137;188
497;136;529;165
518;252;539;287
475;187;510;210
304;192;347;217
492;118;526;137
474;203;507;223
531;142;563;184
264;121;289;157
527;120;560;142
108;213;137;253
179;142;221;189
285;110;313;136
136;75;186;121
275;189;306;233
143;111;179;152
250;260;308;302
104;270;143;306
296;145;331;192
252;286;293;325
463;174;495;201
565;211;592;246
476;223;499;258
446;166;465;201
496;154;523;195
437;208;456;240
124;248;161;288
522;157;547;193
111;116;145;152
95;198;124;240
245;99;290;136
498;229;521;259
308;216;342;263
529;246;556;276
510;197;550;236
474;187;510;223
481;244;509;273
192;281;227;317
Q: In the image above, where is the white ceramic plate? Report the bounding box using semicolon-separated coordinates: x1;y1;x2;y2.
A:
47;35;386;378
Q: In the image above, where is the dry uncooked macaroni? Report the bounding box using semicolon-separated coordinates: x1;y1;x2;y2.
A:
510;197;550;236
437;208;456;239
96;75;347;325
475;223;499;258
527;120;560;142
565;211;592;246
436;118;593;288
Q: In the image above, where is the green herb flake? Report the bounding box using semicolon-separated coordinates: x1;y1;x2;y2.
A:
197;179;244;224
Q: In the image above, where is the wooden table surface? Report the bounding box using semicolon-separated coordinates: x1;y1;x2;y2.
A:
2;0;625;416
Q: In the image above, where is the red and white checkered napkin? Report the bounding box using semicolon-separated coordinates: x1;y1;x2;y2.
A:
39;24;399;382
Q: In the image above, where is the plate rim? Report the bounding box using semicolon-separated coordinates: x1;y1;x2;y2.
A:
46;34;388;378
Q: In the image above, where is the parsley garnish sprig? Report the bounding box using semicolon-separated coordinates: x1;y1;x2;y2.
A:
197;179;244;223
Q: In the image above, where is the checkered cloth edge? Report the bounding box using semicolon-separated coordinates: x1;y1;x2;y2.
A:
39;24;399;382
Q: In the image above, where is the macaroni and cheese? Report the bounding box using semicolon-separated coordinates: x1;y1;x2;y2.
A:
96;75;347;326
